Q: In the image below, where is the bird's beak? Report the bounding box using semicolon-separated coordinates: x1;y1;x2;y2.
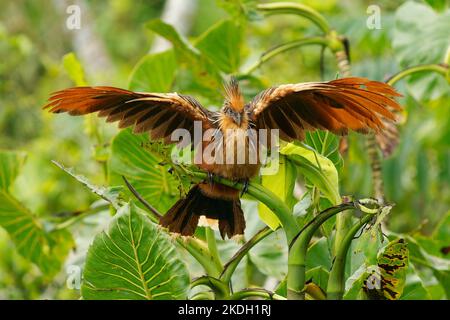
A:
232;112;242;126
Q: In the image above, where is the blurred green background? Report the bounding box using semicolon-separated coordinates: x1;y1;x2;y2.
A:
0;0;448;299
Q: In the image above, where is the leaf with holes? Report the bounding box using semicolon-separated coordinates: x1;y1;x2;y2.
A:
82;203;190;300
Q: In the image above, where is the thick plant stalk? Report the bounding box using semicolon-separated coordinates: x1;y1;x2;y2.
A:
288;203;356;299
220;227;273;284
327;213;375;300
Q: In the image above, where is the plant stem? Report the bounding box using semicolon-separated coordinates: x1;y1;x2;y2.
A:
220;226;273;283
190;275;229;299
327;213;375;300
287;203;356;299
256;2;331;34
229;288;287;300
244;37;329;74
182;237;223;278
386;63;448;86
205;227;223;272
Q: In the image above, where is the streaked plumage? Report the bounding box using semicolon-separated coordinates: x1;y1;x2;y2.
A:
44;77;402;238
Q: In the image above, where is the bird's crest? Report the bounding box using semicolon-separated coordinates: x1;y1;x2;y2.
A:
224;77;245;112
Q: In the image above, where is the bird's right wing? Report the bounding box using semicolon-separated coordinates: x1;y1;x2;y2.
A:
248;77;402;141
44;86;213;143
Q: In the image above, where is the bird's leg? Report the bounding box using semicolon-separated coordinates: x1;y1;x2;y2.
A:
207;172;215;190
240;179;250;196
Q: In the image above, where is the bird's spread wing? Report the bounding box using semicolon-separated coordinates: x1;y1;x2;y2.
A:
248;77;402;141
44;86;212;143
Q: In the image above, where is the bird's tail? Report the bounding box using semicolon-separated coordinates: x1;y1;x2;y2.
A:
159;183;245;239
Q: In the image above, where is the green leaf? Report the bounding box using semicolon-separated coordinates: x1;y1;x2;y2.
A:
376;238;409;300
62;52;87;86
304;131;343;170
0;151;73;277
305;266;329;291
259;155;297;229
403;234;450;298
108;129;180;213
400;264;432;300
393;1;450;100
280;142;340;205
306;237;332;271
423;0;449;12
248;230;287;280
82;203;190;300
146;19;222;95
0;150;26;191
146;19;200;61
0;193;73;277
128;50;177;92
195;20;242;73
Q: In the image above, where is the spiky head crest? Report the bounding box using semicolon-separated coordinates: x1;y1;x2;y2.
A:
224;77;245;112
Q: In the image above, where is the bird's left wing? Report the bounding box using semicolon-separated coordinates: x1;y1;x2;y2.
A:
44;86;213;143
248;77;402;141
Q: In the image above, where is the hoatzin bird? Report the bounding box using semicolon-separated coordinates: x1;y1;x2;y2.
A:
44;77;401;239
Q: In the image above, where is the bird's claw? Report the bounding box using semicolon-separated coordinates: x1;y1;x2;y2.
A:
240;179;249;196
207;172;215;187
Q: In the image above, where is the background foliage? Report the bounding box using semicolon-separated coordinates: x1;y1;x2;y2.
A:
0;0;448;299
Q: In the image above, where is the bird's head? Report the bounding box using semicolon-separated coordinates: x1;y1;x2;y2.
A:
221;77;248;128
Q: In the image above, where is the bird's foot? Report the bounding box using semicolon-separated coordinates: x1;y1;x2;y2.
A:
207;172;215;188
240;179;250;196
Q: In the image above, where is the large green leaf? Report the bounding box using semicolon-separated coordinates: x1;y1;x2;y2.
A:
403;234;450;298
0;151;73;277
128;50;177;92
146;19;221;93
146;19;200;61
108;129;180;213
82;203;190;300
259;155;297;229
280;142;340;205
0;150;26;191
195;20;242;73
393;1;450;101
304;131;343;170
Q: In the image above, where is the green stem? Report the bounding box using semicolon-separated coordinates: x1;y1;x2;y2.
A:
327;213;375;300
256;2;331;34
205;227;223;272
229;288;287;300
181;238;222;278
51;204;109;230
220;226;273;283
244;37;330;74
287;203;356;299
386;64;448;86
191;276;229;299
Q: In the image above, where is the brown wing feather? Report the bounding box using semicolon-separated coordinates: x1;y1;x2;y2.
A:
44;86;212;143
249;77;402;141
